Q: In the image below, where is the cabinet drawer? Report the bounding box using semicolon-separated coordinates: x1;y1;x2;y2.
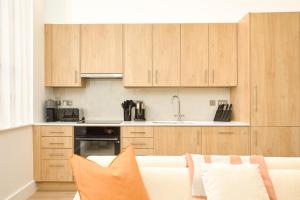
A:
41;137;73;149
41;149;73;160
122;138;153;149
41;160;73;182
42;126;73;137
122;148;154;155
122;126;153;138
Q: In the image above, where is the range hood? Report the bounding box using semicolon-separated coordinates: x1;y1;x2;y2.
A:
81;73;123;79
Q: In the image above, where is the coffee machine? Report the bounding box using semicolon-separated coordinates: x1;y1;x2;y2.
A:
134;101;146;121
45;99;59;122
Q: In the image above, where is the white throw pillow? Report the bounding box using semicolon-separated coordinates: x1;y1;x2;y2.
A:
202;164;269;200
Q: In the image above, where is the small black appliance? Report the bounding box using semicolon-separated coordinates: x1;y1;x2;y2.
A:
134;101;146;121
45;99;59;122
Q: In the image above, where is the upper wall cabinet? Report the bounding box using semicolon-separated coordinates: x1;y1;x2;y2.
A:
209;24;237;87
45;25;83;87
181;24;209;87
123;25;153;87
153;24;181;87
250;13;300;126
81;25;122;74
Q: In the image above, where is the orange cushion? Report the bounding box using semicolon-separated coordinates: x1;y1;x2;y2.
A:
70;145;149;200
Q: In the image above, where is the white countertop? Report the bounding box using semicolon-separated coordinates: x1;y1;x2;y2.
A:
34;121;249;127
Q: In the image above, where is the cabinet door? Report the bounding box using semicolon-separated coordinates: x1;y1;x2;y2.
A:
46;25;82;87
209;24;237;87
202;127;250;155
153;24;180;87
123;25;153;87
251;127;300;157
81;25;122;73
250;13;300;126
154;127;201;155
181;24;209;86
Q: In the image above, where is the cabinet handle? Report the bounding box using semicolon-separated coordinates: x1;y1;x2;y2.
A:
49;131;64;134
49;142;64;145
197;131;200;145
131;143;146;146
218;131;234;134
148;70;151;83
254;86;258;112
130;131;146;134
255;131;258;147
155;70;158;84
212;70;215;83
49;153;64;157
75;70;78;83
49;165;64;168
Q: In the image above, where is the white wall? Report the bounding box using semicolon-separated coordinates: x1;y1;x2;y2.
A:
0;126;35;200
34;0;53;123
54;80;230;121
44;0;300;23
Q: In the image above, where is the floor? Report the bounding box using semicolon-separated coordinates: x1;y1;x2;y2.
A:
27;191;76;200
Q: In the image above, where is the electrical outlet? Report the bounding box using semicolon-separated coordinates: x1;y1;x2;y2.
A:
209;100;216;106
217;100;228;105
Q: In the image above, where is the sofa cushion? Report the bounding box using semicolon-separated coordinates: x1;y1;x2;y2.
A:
202;164;269;200
70;146;149;200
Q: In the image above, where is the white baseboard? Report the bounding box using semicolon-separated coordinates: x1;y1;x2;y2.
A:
6;181;37;200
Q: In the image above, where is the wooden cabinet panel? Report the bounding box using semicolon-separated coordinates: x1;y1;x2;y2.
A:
202;127;250;155
123;25;153;87
41;137;73;149
41;149;73;160
154;127;201;155
251;127;300;157
122;148;154;156
250;13;300;126
153;24;180;87
81;24;122;73
209;24;237;87
181;24;209;86
41;126;73;137
122;137;154;149
41;160;73;182
46;25;82;87
122;126;153;138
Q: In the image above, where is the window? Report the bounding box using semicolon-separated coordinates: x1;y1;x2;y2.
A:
0;0;33;129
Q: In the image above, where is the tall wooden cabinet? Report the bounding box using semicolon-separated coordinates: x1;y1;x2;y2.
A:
153;24;181;87
209;24;237;87
250;13;300;126
251;127;300;157
81;25;122;74
45;25;82;87
154;127;201;155
181;24;209;86
123;25;153;87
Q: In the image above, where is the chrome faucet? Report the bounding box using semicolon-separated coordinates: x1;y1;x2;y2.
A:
171;95;184;121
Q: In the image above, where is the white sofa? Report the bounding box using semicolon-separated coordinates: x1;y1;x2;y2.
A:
73;156;300;200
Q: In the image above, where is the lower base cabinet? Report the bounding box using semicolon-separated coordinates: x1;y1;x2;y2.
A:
154;127;202;155
251;127;300;157
202;127;250;155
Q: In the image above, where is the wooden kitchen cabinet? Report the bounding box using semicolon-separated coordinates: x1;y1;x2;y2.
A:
209;24;237;87
153;24;181;87
33;126;74;182
250;13;300;126
181;24;209;87
202;127;250;155
251;127;300;157
123;25;153;87
154;127;201;155
81;25;122;74
45;25;82;87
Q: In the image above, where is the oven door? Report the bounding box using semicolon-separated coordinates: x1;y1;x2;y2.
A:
74;137;120;157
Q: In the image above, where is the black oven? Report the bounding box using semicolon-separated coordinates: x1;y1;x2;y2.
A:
74;126;120;157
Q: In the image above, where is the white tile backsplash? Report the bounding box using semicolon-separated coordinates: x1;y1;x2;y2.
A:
53;80;230;121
